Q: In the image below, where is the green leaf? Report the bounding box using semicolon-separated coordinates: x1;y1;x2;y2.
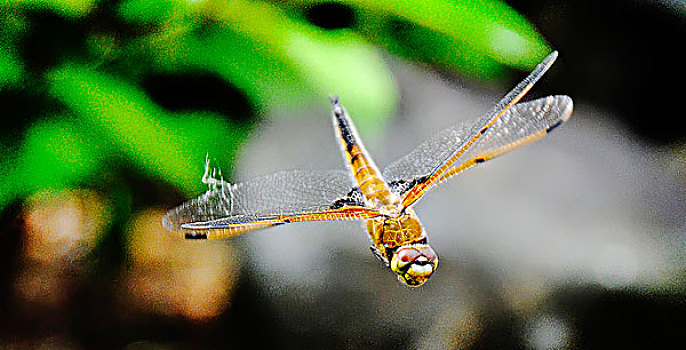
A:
47;64;248;194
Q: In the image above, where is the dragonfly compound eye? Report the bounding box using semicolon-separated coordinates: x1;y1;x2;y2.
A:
390;244;438;287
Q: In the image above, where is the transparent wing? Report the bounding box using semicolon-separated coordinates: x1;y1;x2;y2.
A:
385;51;565;209
162;169;379;239
383;116;482;189
384;95;573;195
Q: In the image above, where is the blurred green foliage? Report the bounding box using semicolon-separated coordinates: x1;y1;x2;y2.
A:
0;0;550;212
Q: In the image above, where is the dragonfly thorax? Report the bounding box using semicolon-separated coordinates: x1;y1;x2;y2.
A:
360;188;401;214
376;200;402;218
366;207;428;263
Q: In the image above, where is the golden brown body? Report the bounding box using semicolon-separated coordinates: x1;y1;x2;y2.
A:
332;99;437;285
163;51;572;287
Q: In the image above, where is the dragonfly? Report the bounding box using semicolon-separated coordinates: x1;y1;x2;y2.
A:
162;51;573;287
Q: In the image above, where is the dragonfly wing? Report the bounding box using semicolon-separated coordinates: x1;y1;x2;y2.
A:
387;51;563;209
163;169;379;239
383;116;478;193
434;95;573;183
384;95;573;197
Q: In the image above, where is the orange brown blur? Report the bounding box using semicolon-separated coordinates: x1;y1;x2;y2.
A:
17;189;111;306
125;208;239;321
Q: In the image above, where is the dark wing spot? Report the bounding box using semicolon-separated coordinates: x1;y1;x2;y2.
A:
185;232;208;240
388;175;428;196
331;187;364;209
546;119;564;133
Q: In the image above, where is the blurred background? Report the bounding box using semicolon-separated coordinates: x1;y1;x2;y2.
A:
1;0;685;348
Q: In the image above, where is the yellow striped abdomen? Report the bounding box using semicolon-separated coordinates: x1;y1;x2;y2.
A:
347;144;393;206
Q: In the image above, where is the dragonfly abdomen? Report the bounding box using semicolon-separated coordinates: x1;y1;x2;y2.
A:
348;145;393;205
332;98;394;207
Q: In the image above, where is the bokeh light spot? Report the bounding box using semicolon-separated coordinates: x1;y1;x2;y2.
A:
124;208;239;321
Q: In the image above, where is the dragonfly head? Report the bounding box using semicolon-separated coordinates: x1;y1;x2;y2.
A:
390;243;438;287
